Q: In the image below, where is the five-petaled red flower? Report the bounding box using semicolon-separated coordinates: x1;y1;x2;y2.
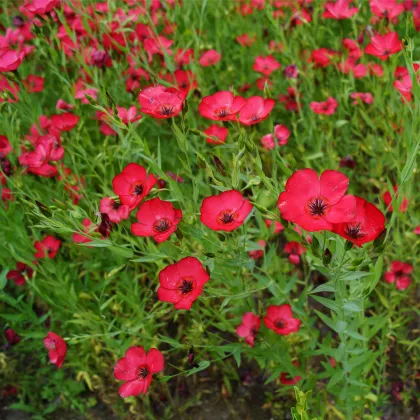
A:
332;197;385;246
365;32;402;61
278;169;356;232
7;262;34;286
112;163;157;210
131;198;182;243
114;346;164;398
238;96;275;126
138;85;184;119
99;197;130;223
157;257;210;310
264;304;301;335
43;332;67;369
236;312;261;347
34;236;61;259
384;261;413;290
198;91;246;121
204;125;228;144
200;190;253;232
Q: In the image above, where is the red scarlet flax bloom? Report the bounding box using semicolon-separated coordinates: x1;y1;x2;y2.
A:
264;304;301;335
236;312;261;347
365;32;402;60
277;169;356;232
131;198;182;243
43;332;67;369
138;85;184;119
198;91;246;121
34;236;61;259
157;257;210;310
200;190;253;232
384;261;413;290
238;96;275;125
112;163;156;210
332;197;385;246
114;346;164;398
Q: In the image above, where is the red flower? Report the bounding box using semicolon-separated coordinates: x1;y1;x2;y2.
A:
34;236;61;259
56;99;74;111
112;163;157;210
23;75;44;93
309;48;337;67
138;85;184;119
157;257;210;310
72;219;95;244
238;96;275;126
236;33;256;47
414;226;420;235
23;0;59;14
383;185;408;213
199;50;221;67
332;197;385;246
200;190;253;232
253;56;281;76
350;92;373;105
236;312;261;347
264;218;284;234
264;304;301;335
99;197;130;223
343;38;362;60
280;361;302;385
365;32;402;60
175;48;194;66
50;113;79;132
278;169;356;232
384;261;413;290
323;0;359;19
114;346;164;397
43;332;67;368
0;49;24;72
310;97;338;115
261;133;275;150
248;240;266;259
7;262;34;286
368;63;384;77
198;91;246;121
5;328;21;346
274;124;290;146
370;0;404;20
0;136;12;157
131;198;182;243
204;125;228;144
284;241;306;265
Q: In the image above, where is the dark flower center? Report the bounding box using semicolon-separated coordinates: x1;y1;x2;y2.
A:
220;211;235;224
137;366;149;379
112;201;121;210
153;218;171;233
216;108;229;117
274;319;287;329
383;49;390;56
134;184;144;195
344;223;366;240
179;279;193;295
250;114;260;121
308;197;328;217
251;327;257;336
159;105;174;116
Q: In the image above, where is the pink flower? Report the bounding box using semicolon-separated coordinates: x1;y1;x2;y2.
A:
199;50;221;67
384;261;413;290
43;332;67;368
253;55;281;76
261;133;275;150
99;198;130;223
323;0;359;19
238;96;275;126
350;92;374;105
236;312;261;347
310;97;338;115
365;32;403;60
114;346;164;397
284;241;305;265
274;124;290;146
